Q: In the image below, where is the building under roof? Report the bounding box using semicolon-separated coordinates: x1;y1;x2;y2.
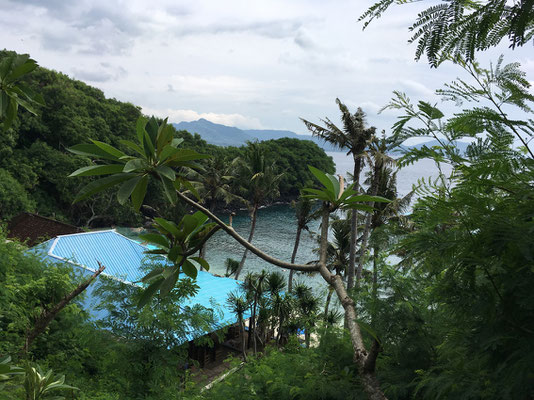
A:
8;212;84;247
31;229;248;344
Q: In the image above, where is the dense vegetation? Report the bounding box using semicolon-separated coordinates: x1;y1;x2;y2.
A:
0;50;334;227
1;1;534;398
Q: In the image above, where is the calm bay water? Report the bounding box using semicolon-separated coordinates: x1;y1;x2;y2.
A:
202;152;452;294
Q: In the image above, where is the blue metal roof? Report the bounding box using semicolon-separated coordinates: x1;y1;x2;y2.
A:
31;230;249;342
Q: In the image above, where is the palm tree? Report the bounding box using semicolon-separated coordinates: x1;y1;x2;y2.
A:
301;100;376;290
355;133;398;285
234;142;284;279
224;258;240;278
288;195;314;292
226;291;250;361
323;217;351;322
242;270;267;353
187;154;241;259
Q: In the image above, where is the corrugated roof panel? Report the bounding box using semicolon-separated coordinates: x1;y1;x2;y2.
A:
49;230;160;282
30;230;250;342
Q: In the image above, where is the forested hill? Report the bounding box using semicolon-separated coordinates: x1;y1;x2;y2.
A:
174;118;340;151
0;54;334;228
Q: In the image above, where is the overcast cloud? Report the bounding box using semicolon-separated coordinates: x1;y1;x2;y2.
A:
1;0;532;134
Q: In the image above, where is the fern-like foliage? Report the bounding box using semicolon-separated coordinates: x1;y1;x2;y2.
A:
360;0;534;67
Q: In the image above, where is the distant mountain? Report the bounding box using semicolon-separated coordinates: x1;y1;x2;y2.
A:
172;119;339;151
173;119;470;154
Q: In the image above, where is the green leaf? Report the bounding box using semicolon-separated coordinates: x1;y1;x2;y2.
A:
159;145;182;162
190;256;210;271
123;158;146;173
69;164;125;177
161;177;177;204
181;214;199;237
139;233;170;249
117;176;142;205
90;140;125;159
119;140;145;157
131;175;148;211
74;174;132;203
138;278;163;308
168;246;182;263
154;218;181;237
182;259;198;279
308;165;335;194
156;165;176;181
140;267;165;283
159;268;180;297
68;143;123;162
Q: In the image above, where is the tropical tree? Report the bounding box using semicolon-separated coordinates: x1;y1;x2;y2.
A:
187;153;242;259
69;118;391;399
226;291;250;361
0;52;44;131
360;0;534;67
288;195;315;292
302;100;376;290
234;142;284;279
355;134;398;285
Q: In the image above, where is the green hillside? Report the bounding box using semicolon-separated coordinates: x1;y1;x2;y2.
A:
0;51;334;227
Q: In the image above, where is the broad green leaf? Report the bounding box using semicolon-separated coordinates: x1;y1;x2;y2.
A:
181;214;199;237
159;145;182;162
156;165;176;181
68;143;123;162
74;174;132;203
136;116;148;150
346;194;391;203
154;218;181;237
308;165;335;195
138;278;164;308
190;256;210;271
90;140;125;158
182;259;198;279
69;164;124;177
119;140;145;157
139;233;170;249
168;246;183;263
140;267;165;283
159;268;180;297
123;158;146;173
161;177;177;204
131;175;148;211
117;176;142;205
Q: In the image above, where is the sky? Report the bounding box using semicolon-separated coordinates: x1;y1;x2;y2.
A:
1;0;533;136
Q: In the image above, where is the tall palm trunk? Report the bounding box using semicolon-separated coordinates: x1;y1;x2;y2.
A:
323;286;334;324
371;245;379;325
239;316;247;362
347;157;362;290
356;162;381;285
235;205;258;280
288;225;303;292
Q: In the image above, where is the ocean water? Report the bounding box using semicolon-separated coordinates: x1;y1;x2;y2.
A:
202;152;452;294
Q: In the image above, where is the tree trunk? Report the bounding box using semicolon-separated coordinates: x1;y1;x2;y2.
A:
239;318;247;362
318;206;387;400
175;191;388;399
323;286;334;324
372;245;379;325
356;162;381;285
347;158;362;291
235;205;258;280
23;263;105;353
288;225;303;292
199;202;216;264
